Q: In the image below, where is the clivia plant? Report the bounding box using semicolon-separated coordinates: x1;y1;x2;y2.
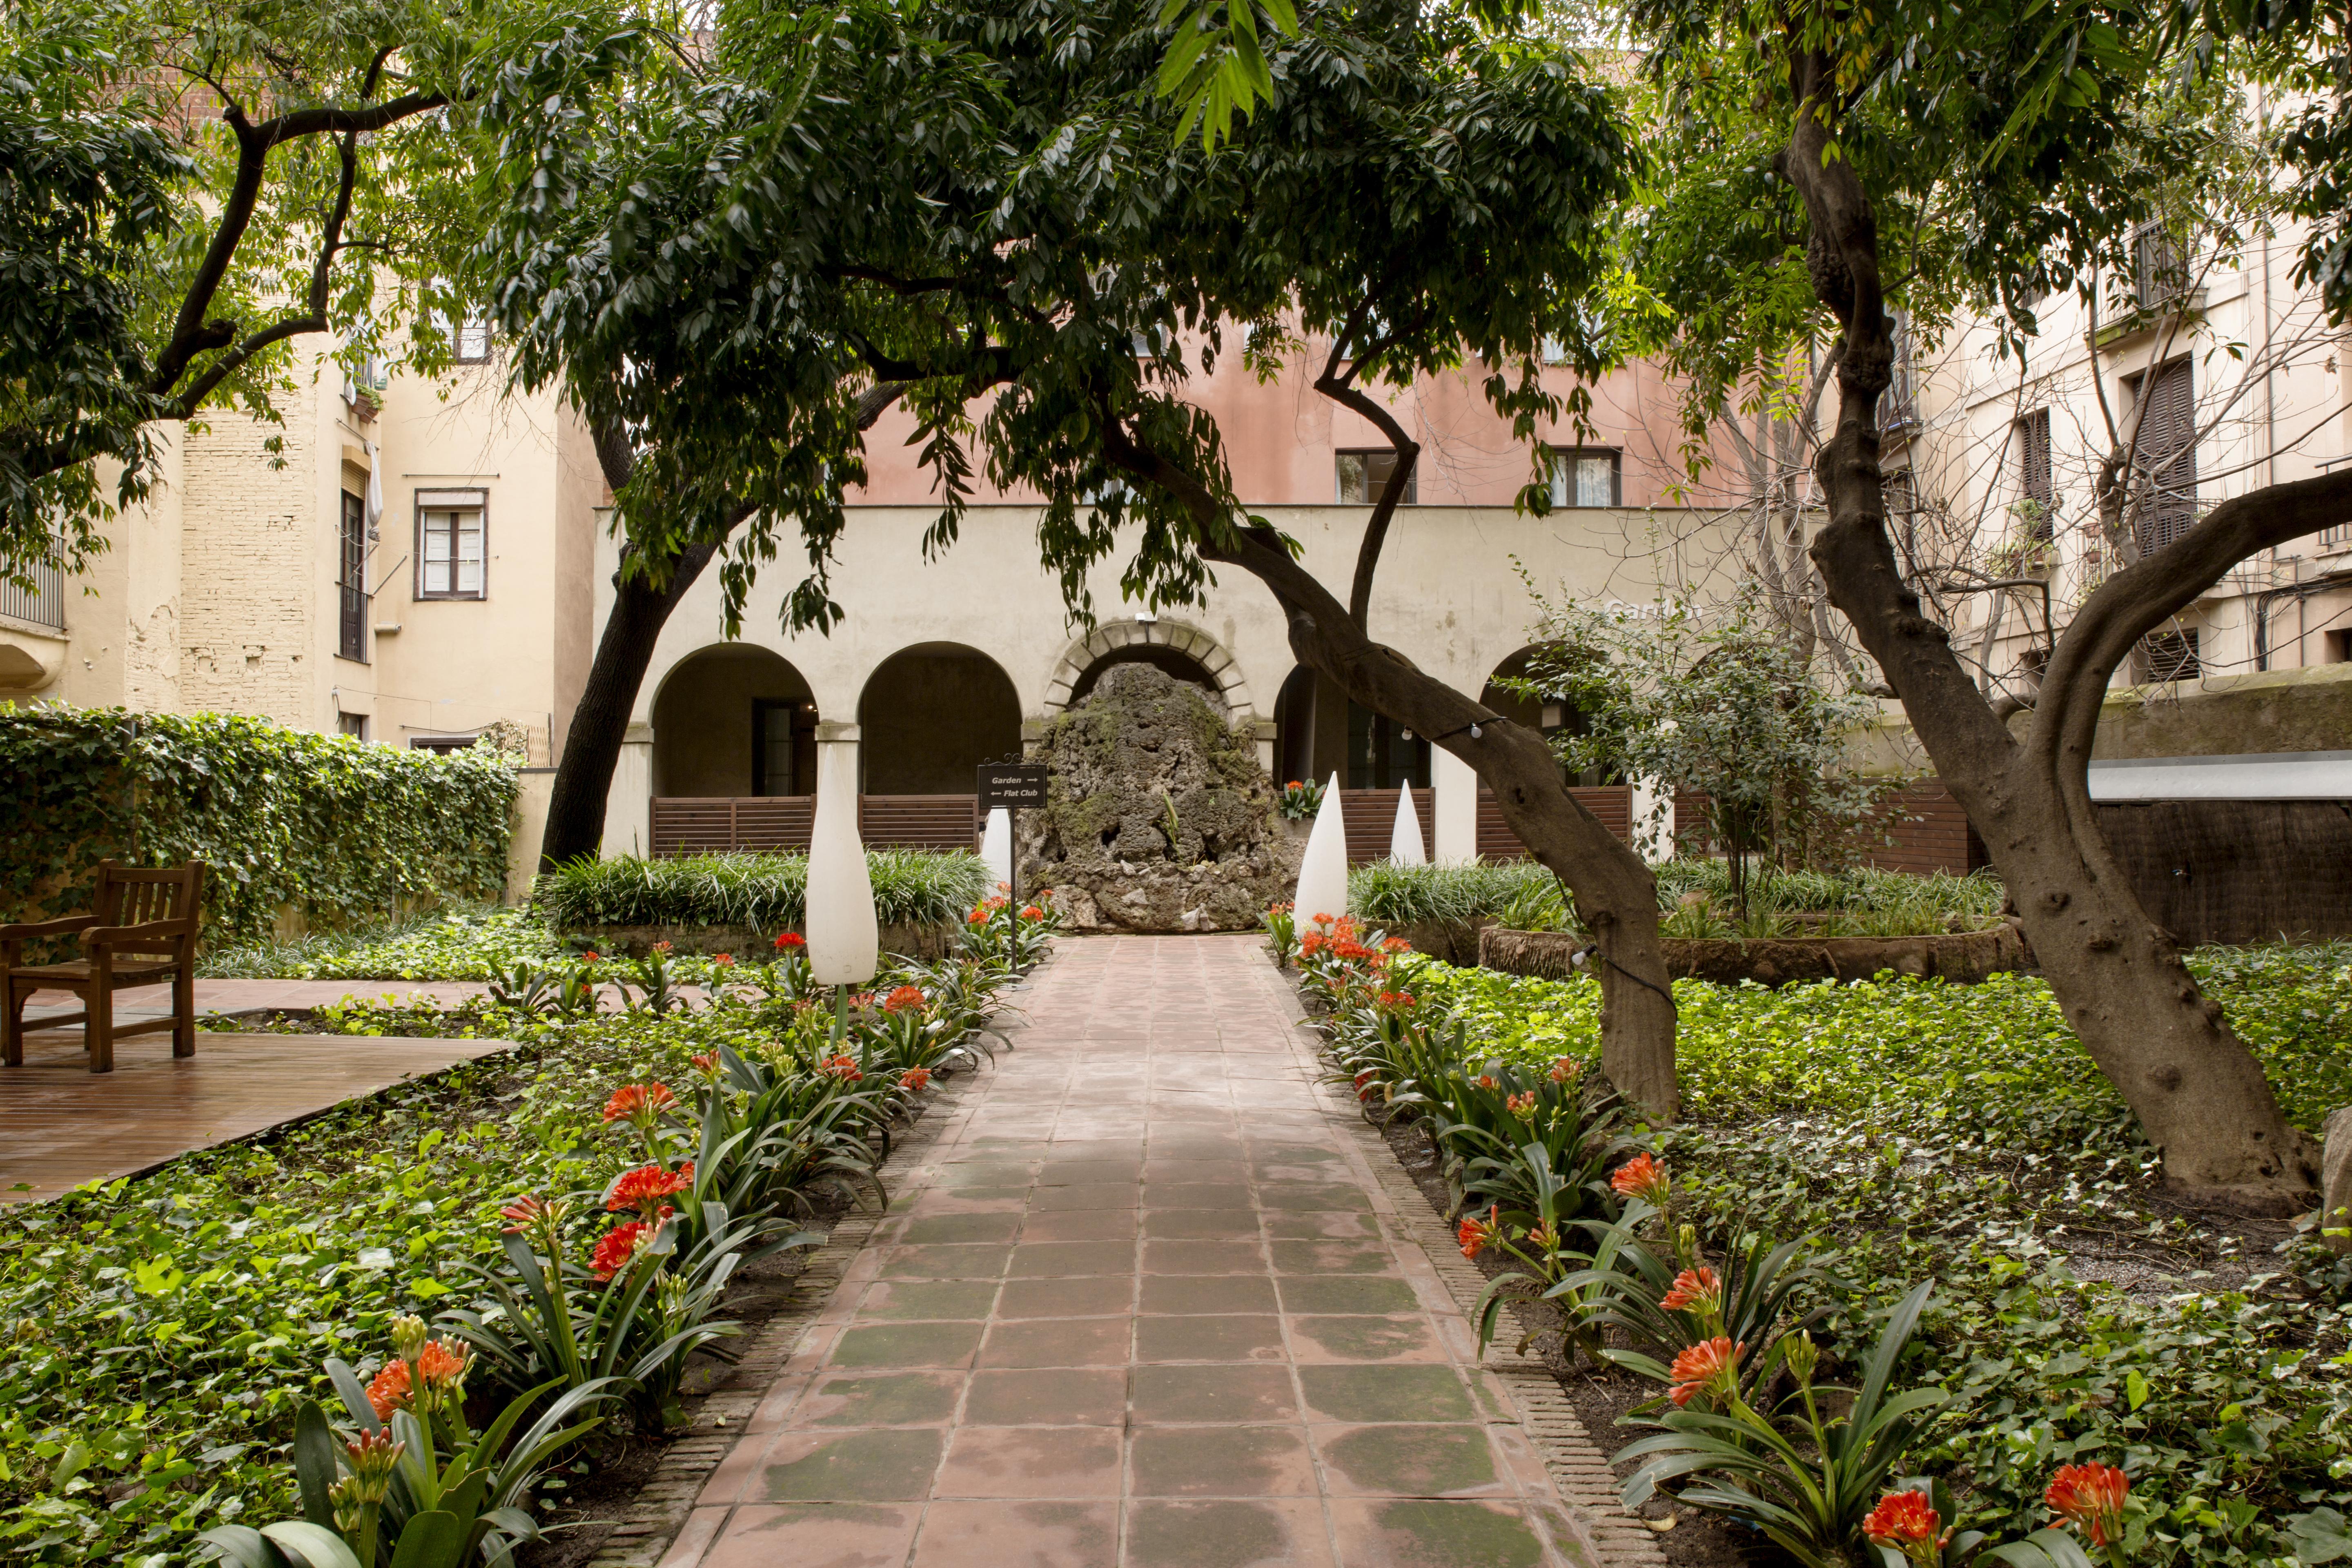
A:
1276;777;1325;820
196;1317;616;1568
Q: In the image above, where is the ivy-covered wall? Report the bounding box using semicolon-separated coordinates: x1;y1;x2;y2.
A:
0;707;518;951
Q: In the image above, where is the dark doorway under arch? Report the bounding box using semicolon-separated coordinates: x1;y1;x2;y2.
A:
1067;643;1222;706
858;643;1022;794
1481;648;1615;787
651;644;817;797
1272;662;1429;790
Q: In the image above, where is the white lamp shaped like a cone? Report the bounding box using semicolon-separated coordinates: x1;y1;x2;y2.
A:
805;722;879;988
979;806;1013;891
1294;772;1351;927
1388;782;1427;866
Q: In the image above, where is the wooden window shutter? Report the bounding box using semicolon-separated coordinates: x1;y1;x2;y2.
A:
2134;359;2197;553
2019;410;2053;536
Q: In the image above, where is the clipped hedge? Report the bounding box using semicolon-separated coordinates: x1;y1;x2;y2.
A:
0;706;517;949
533;850;990;931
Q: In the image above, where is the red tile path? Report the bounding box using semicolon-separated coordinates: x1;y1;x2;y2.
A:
665;935;1600;1568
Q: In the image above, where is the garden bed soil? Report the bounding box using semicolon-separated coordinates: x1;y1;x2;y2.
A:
1479;922;2031;987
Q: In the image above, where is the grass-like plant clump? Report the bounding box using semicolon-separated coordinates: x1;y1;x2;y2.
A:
533;851;990;931
1347;857;2008;939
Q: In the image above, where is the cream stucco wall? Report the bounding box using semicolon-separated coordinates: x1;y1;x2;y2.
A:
12;342;601;773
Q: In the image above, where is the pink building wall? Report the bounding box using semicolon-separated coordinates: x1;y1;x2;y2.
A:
848;344;1736;510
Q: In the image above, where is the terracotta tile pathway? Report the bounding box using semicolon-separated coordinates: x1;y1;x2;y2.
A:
666;935;1599;1568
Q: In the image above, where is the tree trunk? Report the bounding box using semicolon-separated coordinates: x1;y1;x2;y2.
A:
1778;50;2326;1207
537;539;722;869
1095;419;1679;1118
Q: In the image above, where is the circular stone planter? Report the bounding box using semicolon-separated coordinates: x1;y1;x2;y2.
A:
1477;921;2032;987
566;922;962;961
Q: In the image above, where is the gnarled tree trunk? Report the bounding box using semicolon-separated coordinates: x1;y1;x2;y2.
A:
1779;52;2328;1208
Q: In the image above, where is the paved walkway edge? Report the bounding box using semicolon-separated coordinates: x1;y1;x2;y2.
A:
586;1085;964;1568
1270;966;1669;1568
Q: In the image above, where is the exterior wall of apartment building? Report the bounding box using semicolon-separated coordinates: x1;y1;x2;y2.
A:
1895;211;2352;748
604;352;1743;858
0;342;604;770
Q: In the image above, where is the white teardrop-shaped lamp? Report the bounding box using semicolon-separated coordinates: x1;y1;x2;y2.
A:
1388;782;1426;866
805;721;879;987
980;806;1013;890
1294;771;1351;926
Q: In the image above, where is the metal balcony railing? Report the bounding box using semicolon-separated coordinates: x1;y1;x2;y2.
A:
0;556;65;630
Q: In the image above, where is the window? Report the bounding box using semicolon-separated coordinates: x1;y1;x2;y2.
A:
1548;448;1621;508
416;490;487;598
2140;628;2200;682
1878;309;1918;432
447;313;491;363
2132;224;2187;310
2126;359;2196;553
338;490;367;662
2327;629;2352;664
338;713;369;741
1346;701;1430;789
1335;450;1415;505
2017;409;2054;540
753;700;803;796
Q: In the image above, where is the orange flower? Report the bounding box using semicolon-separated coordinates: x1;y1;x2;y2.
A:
416;1339;468;1389
967;907;989;925
608;1162;695;1215
848;992;877;1010
882;984;928;1013
1547;1057;1580;1085
366;1358;412;1420
774;931;806;949
2046;1462;2130;1547
712;953;735;967
1376;990;1417;1009
1506;1090;1537;1118
1456;1206;1501;1260
1610;1152;1670;1207
900;1067;933;1091
1659;1266;1721;1315
1668;1336;1743;1407
1864;1490;1948;1566
500;1194;551;1234
1381;936;1412;953
689;1050;722;1075
1475;1074;1498;1091
822;1053;864;1082
1300;933;1325;957
591;1220;658;1281
1311;913;1334;927
1020;905;1043;920
651;940;673;955
601;1083;677;1125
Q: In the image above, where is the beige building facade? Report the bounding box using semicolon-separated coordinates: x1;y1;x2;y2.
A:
0;342;604;766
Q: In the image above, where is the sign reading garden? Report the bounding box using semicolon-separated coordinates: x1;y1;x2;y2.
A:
978;763;1049;808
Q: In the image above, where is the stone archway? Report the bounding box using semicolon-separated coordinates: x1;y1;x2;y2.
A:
1042;619;1257;726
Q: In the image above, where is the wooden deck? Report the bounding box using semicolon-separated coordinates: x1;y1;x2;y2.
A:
0;1026;514;1204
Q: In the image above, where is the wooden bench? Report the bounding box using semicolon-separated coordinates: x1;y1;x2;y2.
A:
2;861;205;1074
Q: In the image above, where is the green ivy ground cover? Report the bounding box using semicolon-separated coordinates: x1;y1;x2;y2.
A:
0;1002;812;1567
1391;943;2352;1566
0;708;517;951
200;907;567;981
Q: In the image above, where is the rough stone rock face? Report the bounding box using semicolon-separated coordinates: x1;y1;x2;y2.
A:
2323;1106;2352;1256
1017;664;1294;931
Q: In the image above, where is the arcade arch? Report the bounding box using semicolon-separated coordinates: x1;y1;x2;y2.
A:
650;645;818;797
857;643;1022;795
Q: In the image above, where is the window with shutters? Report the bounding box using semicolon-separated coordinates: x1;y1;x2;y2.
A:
415;489;488;599
2126;360;2197;553
1547;447;1621;508
1878;310;1918;431
2016;410;2054;540
2140;628;2200;682
337;490;368;661
2132;224;2187;309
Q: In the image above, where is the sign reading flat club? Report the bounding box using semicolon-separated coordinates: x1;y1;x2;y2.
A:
978;764;1049;809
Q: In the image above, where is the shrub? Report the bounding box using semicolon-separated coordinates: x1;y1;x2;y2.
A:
532;851;989;931
0;706;517;950
1347;860;1566;926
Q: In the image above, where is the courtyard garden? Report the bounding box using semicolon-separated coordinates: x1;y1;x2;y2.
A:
0;865;1052;1567
1289;908;2352;1568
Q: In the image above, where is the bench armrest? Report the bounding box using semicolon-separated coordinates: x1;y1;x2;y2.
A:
0;914;98;941
83;919;193;949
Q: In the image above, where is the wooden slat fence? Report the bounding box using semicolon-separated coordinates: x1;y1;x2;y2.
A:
1338;789;1434;865
1475;786;1634;860
649;796;978;856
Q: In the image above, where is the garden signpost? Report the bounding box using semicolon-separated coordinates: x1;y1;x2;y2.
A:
978;761;1049;906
